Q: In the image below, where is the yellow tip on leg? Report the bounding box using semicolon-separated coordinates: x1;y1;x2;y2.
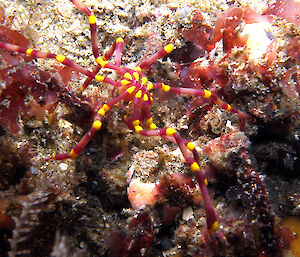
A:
116;37;124;43
164;44;174;54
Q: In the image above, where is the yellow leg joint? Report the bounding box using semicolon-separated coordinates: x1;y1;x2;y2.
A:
126;86;136;94
164;44;174;54
69;149;78;158
134;125;143;133
121;79;131;85
97;104;110;116
143;94;149;102
190;162;200;172
132;120;140;127
208;221;220;233
146;117;153;125
116;37;124;43
26;48;33;56
93;120;102;130
95;75;105;82
142;77;148;85
88;15;96;24
161;83;170;92
133;72;139;81
135;90;142;98
147;82;153;91
103;104;110;112
56;54;66;63
166;127;176;136
124;73;132;80
203;90;212;98
96;57;108;68
149;123;157;130
186;142;195;151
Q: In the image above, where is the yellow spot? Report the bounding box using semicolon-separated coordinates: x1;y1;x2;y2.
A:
190;162;200;172
124;73;132;80
126;86;136;94
26;48;33;56
209;221;220;233
150;97;153;102
164;44;174;54
103;104;110;112
146;117;153;125
134;125;143;133
121;79;130;85
203;90;212;98
134;67;142;72
166;127;176;136
96;57;108;68
147;82;153;91
204;179;208;186
116;37;124;43
93;120;102;130
226;104;231;111
95;75;105;82
186;142;195;151
80;85;85;91
161;83;170;92
142;77;148;85
135;90;142;98
88;15;96;24
133;72;139;81
132;120;140;127
69;149;78;158
149;123;157;130
98;108;105;116
97;104;110;116
56;54;66;63
143;94;149;102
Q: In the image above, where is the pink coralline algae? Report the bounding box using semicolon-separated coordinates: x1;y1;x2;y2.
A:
263;0;300;26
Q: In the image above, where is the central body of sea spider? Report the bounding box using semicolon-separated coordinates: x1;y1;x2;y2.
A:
0;0;252;233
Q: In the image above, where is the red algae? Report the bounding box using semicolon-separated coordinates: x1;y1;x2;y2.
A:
264;0;300;26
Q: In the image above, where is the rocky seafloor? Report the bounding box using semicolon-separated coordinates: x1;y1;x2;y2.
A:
0;0;299;256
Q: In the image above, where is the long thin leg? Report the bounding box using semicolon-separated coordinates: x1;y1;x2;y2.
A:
158;82;252;121
131;124;219;232
69;0;100;60
48;85;137;160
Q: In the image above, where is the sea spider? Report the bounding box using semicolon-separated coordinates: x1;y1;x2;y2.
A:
0;0;252;233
